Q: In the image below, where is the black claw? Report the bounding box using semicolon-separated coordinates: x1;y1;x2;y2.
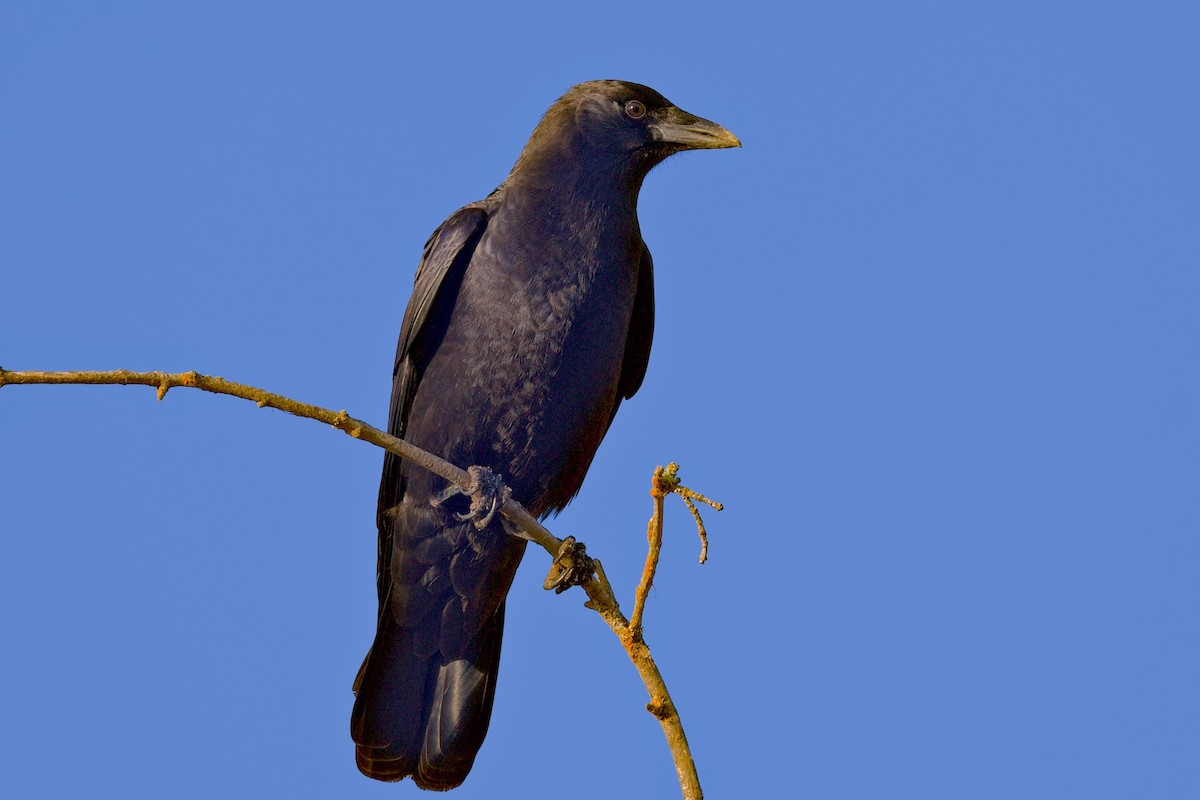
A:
432;465;511;530
543;536;595;594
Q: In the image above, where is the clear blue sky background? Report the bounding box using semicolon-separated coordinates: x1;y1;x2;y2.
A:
2;3;1197;798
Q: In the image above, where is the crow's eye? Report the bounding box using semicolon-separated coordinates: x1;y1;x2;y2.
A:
624;100;646;119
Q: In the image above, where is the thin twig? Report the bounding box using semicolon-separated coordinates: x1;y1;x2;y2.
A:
681;497;709;564
630;464;673;638
674;484;725;512
646;462;724;566
0;368;711;800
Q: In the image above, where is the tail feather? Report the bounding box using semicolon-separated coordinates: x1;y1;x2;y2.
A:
350;616;426;781
351;601;506;790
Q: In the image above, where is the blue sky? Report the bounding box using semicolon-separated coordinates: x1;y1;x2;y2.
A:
2;2;1198;798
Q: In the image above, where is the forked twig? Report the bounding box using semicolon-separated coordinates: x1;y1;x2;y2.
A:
630;462;724;637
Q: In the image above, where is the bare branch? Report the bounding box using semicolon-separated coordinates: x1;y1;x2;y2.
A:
630;463;725;632
630;466;670;638
0;368;719;799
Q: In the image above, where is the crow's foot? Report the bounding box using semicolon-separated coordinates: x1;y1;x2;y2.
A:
543;536;595;594
430;465;511;530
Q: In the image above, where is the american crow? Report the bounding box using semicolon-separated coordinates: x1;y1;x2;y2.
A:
351;80;738;789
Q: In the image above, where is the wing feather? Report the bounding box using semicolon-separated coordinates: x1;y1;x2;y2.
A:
375;205;489;606
617;243;655;401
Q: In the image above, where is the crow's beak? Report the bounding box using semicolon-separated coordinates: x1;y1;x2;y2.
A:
652;106;741;150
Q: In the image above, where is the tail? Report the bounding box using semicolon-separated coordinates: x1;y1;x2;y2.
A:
350;600;506;790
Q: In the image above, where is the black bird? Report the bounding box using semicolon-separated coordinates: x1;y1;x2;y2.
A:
351;80;739;789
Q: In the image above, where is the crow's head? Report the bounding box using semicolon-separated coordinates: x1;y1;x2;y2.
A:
512;80;739;187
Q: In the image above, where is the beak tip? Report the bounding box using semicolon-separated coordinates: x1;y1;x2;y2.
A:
709;127;741;150
655;116;743;151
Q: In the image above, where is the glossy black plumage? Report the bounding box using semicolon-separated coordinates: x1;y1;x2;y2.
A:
350;80;738;790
